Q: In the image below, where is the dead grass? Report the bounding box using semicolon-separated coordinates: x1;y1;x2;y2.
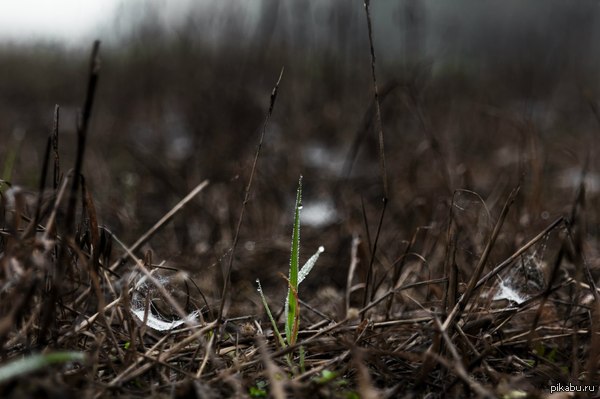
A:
1;10;600;399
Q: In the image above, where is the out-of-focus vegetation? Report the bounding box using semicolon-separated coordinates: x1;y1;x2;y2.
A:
1;1;599;397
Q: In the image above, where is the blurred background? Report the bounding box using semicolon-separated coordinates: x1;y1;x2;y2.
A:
1;0;599;313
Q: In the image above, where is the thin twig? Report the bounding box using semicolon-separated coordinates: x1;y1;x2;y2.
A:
109;179;209;270
443;186;519;331
475;216;564;291
363;0;388;198
346;234;361;316
433;316;494;398
361;200;387;315
218;67;284;323
38;41;101;344
361;0;390;320
52;104;60;190
64;40;100;234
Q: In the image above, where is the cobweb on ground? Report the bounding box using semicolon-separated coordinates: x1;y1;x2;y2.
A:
130;271;200;332
491;235;549;305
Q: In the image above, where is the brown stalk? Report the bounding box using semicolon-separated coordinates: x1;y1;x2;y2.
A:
360;0;390;319
38;41;101;344
108;321;217;386
442;186;519;332
218;67;284;323
81;176;100;267
363;0;388;199
340;80;399;185
386;225;431;318
64;40;100;235
474;216;564;291
346;233;361;317
361;199;387;313
52;104;60;190
433;317;494;398
109;179;209;270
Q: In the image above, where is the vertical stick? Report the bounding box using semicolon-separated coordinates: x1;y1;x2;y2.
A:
52;104;60;190
38;41;101;344
218;68;284;323
363;0;388;199
361;0;389;314
64;40;100;234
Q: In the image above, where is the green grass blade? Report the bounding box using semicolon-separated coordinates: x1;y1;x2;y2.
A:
0;352;85;383
256;279;286;348
285;176;302;343
299;246;324;284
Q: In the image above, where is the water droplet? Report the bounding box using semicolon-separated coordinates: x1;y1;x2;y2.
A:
256;278;262;292
318;246;325;253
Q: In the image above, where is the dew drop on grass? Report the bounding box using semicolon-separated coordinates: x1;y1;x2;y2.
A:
256;278;262;293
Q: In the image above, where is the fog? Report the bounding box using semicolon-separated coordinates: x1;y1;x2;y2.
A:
2;0;599;69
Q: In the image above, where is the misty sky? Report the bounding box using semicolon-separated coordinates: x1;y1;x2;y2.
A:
1;0;598;71
0;1;121;44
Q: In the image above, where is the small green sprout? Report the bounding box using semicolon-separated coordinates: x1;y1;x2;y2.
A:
249;380;268;398
256;176;324;349
315;369;338;384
